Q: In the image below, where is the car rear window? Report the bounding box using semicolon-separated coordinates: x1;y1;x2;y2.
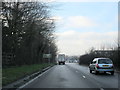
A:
98;59;113;64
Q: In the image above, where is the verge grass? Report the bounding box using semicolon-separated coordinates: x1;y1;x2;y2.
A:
2;63;54;86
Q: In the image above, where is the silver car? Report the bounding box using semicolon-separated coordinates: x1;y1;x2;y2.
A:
89;58;114;75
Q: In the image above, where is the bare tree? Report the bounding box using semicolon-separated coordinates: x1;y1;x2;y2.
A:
2;2;57;66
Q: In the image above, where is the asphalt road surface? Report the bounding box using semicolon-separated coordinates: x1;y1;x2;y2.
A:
19;63;119;89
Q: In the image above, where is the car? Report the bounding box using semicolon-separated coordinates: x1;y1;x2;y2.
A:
89;58;114;75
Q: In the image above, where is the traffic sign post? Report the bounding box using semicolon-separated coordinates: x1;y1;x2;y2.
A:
43;54;51;58
43;54;52;63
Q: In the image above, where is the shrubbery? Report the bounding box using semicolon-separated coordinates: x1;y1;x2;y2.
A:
79;47;119;69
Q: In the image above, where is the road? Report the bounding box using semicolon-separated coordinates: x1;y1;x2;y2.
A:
19;63;119;89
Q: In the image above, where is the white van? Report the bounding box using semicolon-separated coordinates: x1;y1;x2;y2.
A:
58;54;65;65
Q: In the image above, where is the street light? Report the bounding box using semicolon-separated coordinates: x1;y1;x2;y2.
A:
48;43;51;64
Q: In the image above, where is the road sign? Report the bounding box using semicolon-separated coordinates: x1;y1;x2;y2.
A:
43;54;51;58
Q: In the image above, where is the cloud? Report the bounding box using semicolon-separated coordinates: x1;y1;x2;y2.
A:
56;30;76;37
51;16;98;30
55;30;118;55
65;16;98;28
51;16;63;22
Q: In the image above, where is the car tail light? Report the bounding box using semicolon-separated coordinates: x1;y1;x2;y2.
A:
96;64;99;68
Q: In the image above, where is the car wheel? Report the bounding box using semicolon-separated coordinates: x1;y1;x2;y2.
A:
95;71;99;75
111;71;114;75
90;70;92;73
104;71;106;74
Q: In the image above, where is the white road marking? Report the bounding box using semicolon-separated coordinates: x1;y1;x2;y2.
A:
76;71;78;73
82;75;86;78
17;66;53;90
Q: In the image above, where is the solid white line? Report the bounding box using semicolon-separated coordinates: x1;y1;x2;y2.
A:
17;66;53;90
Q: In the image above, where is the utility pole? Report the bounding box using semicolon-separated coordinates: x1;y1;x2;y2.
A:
48;43;50;64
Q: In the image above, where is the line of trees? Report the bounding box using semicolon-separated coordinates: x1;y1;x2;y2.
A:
1;2;58;67
79;45;120;70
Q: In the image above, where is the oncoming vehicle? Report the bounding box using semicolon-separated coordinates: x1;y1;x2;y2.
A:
89;58;114;75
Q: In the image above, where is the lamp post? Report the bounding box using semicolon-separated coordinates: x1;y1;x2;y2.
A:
48;43;50;64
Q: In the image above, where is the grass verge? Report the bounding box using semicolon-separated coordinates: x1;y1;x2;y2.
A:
2;63;54;86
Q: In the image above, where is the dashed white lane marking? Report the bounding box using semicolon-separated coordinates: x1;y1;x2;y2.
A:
76;71;78;73
82;76;86;78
